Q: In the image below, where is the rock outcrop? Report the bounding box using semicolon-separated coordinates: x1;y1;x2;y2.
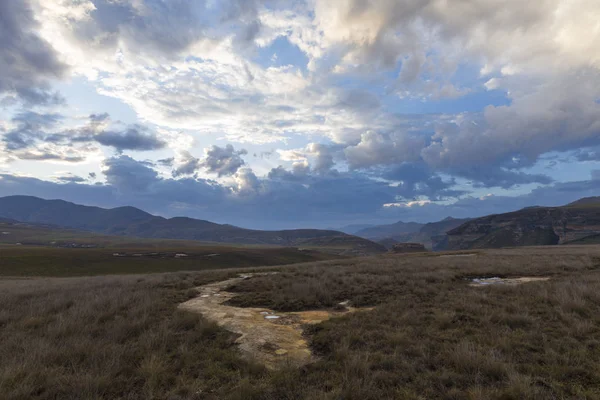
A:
446;205;600;250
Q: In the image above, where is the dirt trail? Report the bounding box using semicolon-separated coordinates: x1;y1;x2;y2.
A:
179;273;369;369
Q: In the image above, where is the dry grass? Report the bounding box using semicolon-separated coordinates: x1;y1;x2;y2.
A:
0;271;267;400
3;245;600;399
224;246;600;398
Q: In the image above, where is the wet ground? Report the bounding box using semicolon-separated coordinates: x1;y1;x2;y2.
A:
470;276;550;286
179;273;370;369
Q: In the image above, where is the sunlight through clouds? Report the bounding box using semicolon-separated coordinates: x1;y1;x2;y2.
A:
1;0;599;227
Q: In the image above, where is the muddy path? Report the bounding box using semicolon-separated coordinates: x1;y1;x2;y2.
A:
179;273;369;369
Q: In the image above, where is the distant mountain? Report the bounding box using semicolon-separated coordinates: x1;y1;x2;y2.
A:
411;217;473;250
0;196;386;255
368;217;472;251
355;221;424;239
446;200;600;250
334;224;375;235
355;217;471;250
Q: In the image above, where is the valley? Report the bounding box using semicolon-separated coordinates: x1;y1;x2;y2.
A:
3;195;600;398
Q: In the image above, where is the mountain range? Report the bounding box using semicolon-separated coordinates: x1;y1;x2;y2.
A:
0;196;385;256
351;197;600;251
353;217;472;250
3;195;600;253
446;199;600;250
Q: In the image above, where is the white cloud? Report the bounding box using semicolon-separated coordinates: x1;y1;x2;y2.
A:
3;0;600;224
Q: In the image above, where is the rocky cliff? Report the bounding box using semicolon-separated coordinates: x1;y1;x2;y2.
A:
446;205;600;250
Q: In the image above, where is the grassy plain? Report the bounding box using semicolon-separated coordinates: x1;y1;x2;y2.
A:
0;245;335;277
2;246;600;399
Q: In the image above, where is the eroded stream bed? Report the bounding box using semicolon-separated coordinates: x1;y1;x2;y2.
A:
179;273;370;369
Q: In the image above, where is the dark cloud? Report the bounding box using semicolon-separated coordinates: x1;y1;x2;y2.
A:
18;152;86;163
103;156;161;192
95;125;166;152
1;159;600;229
157;158;175;167
56;175;86;184
380;176;600;224
3;112;63;151
341;125;556;189
381;163;465;199
0;0;67;105
2;113;166;163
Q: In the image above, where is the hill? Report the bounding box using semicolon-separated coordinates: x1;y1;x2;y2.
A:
355;220;423;239
0;196;385;255
333;224;375;235
446;202;600;250
363;217;471;250
413;217;473;250
567;197;600;207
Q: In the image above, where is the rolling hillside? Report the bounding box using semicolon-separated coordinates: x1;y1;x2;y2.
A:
361;217;471;250
355;220;423;239
0;196;385;255
446;200;600;250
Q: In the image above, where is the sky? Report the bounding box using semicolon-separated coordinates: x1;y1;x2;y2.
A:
1;0;600;230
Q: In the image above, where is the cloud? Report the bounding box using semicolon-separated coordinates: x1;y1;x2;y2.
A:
313;0;600;75
2;0;600;227
1;112;167;163
103;155;161;192
381;163;465;199
94;125;166;152
54;174;86;183
344;131;427;169
36;0;207;60
421;72;600;173
0;0;67;105
2;162;600;229
277;143;339;175
172;151;201;177
3;112;63;151
201;144;247;177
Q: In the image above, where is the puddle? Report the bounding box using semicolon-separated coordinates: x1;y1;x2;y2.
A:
439;253;477;258
470;276;550;286
179;273;370;369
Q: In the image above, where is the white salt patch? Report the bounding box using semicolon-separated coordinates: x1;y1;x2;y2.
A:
440;253;476;258
470;277;550;286
265;315;280;320
472;277;503;285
